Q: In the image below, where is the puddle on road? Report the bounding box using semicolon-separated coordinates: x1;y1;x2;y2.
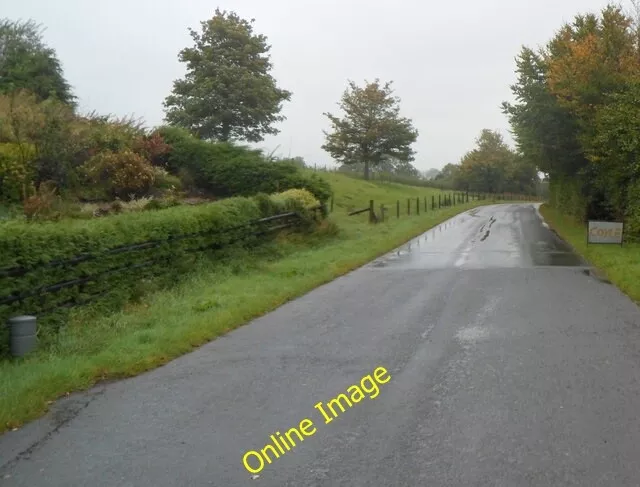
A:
369;204;586;270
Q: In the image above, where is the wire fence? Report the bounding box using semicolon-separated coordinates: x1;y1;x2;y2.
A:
0;208;320;322
345;191;543;223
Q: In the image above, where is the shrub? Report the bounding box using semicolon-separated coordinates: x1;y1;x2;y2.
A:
22;182;61;221
271;188;320;209
0;143;36;202
0;91;83;191
82;150;155;199
0;91;46;144
625;180;640;242
253;193;286;216
151;166;183;194
132;132;172;166
549;175;587;222
144;198;181;211
118;195;154;212
270;188;324;227
83;115;145;154
157;126;333;203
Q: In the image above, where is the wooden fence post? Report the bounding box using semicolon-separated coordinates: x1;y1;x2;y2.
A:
407;198;411;215
396;200;400;218
432;195;435;210
438;195;441;208
369;199;375;223
416;197;420;215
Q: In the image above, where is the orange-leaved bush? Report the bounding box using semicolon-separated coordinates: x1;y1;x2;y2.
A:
82;150;155;199
132;132;172;166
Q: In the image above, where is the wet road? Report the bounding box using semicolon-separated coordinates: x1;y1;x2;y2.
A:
2;203;640;486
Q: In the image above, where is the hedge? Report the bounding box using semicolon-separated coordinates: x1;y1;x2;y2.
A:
0;190;321;359
157;126;333;203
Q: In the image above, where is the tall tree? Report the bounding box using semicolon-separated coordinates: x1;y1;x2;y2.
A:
0;19;75;105
546;6;637;139
164;9;291;142
502;47;584;178
504;5;640;221
322;80;418;180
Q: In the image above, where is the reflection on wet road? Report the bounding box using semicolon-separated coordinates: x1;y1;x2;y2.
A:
370;203;586;270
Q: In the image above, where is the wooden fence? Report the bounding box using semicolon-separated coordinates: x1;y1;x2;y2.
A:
346;191;543;223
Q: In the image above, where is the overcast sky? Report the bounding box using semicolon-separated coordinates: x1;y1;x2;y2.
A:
4;0;621;171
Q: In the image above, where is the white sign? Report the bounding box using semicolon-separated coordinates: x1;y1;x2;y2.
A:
588;221;624;244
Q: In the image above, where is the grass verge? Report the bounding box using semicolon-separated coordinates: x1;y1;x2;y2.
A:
540;204;640;303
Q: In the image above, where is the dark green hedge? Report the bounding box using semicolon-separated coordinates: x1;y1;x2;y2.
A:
157;127;332;203
0;194;308;359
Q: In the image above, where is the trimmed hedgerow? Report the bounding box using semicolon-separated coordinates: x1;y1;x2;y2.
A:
0;190;319;358
157;126;332;203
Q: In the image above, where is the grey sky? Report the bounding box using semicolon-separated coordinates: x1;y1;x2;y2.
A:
5;0;618;171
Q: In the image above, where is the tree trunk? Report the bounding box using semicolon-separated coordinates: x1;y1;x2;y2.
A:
364;160;370;180
220;122;231;142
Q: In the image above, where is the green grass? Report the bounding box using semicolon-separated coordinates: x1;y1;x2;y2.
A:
314;170;465;218
540;204;640;303
0;174;514;431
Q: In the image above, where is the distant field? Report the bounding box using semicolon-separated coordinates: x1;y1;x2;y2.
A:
310;170;453;219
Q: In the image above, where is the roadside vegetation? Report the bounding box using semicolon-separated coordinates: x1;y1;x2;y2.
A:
503;2;640;242
540;205;640;304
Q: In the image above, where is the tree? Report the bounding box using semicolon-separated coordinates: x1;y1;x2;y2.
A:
456;129;537;194
422;168;440;180
503;5;640;221
589;82;640;218
389;158;420;178
322;80;418;180
0;19;75;105
164;9;291;142
434;163;459;181
502;47;584;178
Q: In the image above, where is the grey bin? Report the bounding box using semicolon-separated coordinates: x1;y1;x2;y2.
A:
8;315;37;357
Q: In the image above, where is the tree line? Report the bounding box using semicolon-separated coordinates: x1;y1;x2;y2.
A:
2;8;552;210
503;1;640;235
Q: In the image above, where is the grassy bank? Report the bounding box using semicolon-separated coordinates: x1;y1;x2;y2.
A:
540;204;640;303
0;174;494;431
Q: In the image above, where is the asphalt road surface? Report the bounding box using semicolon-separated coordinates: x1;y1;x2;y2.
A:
2;203;640;487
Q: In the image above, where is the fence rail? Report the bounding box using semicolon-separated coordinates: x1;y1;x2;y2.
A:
346;191;543;222
1;208;317;318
